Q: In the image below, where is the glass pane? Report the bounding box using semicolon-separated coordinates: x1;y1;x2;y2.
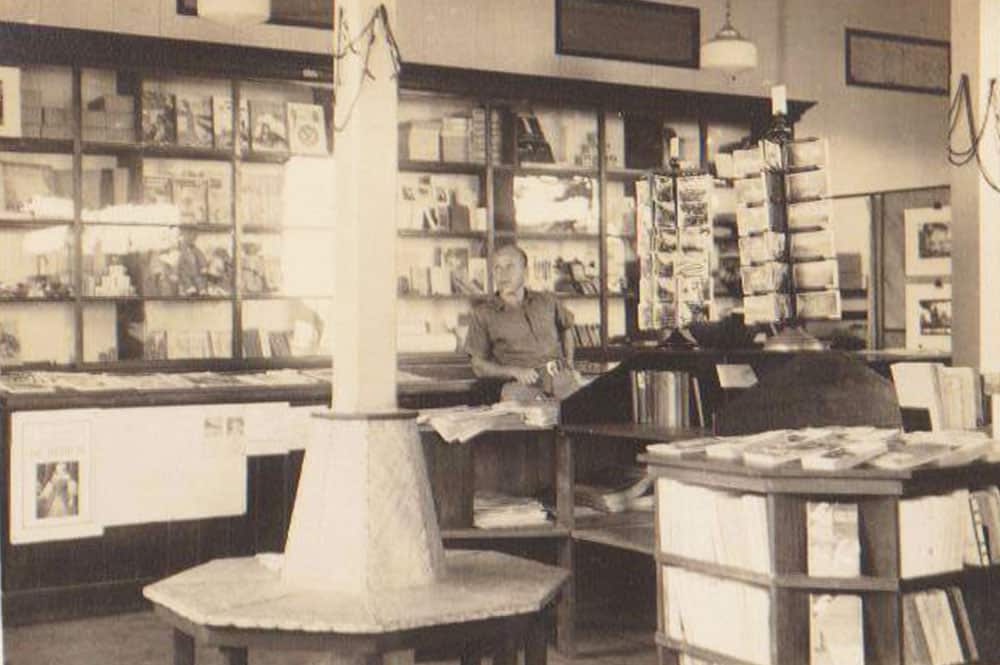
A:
241;80;333;157
241;230;333;297
142;76;231;148
397;171;484;233
82;226;234;297
397;236;487;298
518;106;598;169
136;157;233;227
1;303;76;365
498;175;599;234
607;180;637;237
517;237;600;296
83;302;120;362
399;92;499;164
81;68;138;144
664;117;701;168
0;225;74;299
239;157;334;229
0;152;74;220
21;66;73;140
242;298;332;358
142;301;232;360
398;298;470;354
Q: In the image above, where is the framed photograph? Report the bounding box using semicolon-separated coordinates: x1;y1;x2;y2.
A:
846;28;949;96
904;206;951;276
555;0;700;68
905;282;952;352
10;410;103;544
0;66;22;138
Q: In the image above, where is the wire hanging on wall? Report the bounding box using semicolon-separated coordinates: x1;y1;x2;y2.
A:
947;73;1000;192
333;3;402;132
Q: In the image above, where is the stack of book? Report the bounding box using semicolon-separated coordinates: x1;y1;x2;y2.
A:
807;502;861;577
629;369;691;428
571;323;601;348
891;362;983;431
574;466;652;513
810;594;864;665
472;492;550;529
903;588;977;665
899;490;969;578
664;566;772;665
470;107;502;164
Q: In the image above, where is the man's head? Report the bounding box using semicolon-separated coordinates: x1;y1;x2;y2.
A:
493;244;528;299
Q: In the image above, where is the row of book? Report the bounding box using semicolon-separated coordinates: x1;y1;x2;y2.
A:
398;173;482;232
903;588;978;665
571;323;602;349
664;566;771;665
242;329;297;359
647;426;994;472
144;330;231;360
142;89;329;155
629;370;692;428
398;108;502;164
0;367;327;394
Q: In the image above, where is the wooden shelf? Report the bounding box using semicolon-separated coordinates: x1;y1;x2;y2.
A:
655;634;762;665
655;553;771;587
81;295;232;303
241;294;334;301
496;230;601;240
495;163;598;178
399;159;487;175
241;151;334;165
0;217;74;228
80;221;232;232
572;511;655;555
399;293;485;301
0;137;73;153
560;423;708;443
0;296;75;304
775;572;898;592
606;167;647;180
397;229;487;240
441;524;570;540
242;224;334;233
132;144;233;161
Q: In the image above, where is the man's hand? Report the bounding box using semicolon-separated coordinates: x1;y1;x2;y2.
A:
509;366;539;384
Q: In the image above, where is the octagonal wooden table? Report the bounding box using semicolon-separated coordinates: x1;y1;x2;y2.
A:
144;549;568;665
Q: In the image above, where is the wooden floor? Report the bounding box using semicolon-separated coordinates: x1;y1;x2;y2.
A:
2;604;657;665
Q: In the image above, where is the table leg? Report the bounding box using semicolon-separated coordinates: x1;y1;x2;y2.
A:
492;628;519;665
219;647;248;665
555;428;576;657
173;629;195;665
524;612;548;665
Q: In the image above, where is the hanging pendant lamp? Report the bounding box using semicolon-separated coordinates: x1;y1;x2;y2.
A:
198;0;270;27
700;0;758;72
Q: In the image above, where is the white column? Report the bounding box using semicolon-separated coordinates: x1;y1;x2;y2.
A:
951;0;1000;371
333;0;399;412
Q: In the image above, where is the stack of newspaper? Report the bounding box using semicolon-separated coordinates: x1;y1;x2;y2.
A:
473;492;551;529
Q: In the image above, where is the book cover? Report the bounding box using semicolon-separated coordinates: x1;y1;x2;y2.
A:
786;168;830;202
249;100;289;153
945;586;979;662
870;443;951;471
172;177;208;225
967;491;991;566
787;138;829;170
806;502;861;577
809;594;863;665
787;198;833;231
902;594;933;665
796;290;842;320
142;176;173;205
790;229;836;261
212;96;249;151
799;440;887;471
141;90;176;145
287;102;328;155
175;95;214;148
793;260;840;291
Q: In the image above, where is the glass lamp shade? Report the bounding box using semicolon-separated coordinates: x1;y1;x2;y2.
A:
198;0;270;26
701;28;758;71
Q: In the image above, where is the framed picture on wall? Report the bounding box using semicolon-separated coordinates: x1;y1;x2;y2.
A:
904;206;951;277
0;66;22;138
905;282;951;352
9;410;103;544
846;28;949;96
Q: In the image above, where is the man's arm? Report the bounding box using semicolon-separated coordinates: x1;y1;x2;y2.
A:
471;356;539;384
561;326;575;369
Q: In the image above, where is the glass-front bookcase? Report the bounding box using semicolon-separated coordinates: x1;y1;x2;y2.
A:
0;41;334;369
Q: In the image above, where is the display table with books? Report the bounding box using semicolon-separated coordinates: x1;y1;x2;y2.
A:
641;429;1000;665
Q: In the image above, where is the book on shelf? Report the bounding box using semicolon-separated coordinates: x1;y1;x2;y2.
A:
899;490;968;578
809;594;863;665
806;502;860;577
175;95;214;149
0;371;56;393
212;96;249;151
249;99;289;154
141;90;176;145
907;589;965;665
286;102;329;155
473;492;550;529
629;369;691;428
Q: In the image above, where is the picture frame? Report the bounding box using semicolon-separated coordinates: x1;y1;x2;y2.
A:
846;28;949;96
0;66;22;138
905;282;952;352
9;410;103;544
555;0;700;69
904;206;951;276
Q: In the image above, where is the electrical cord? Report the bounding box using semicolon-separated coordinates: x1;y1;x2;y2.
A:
947;73;1000;191
333;3;403;133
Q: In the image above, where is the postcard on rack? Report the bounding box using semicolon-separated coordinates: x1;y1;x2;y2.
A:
793;260;840;291
740;262;789;295
175;95;214;148
732;146;764;179
786;169;830;203
287;102;329;155
788;198;833;231
787;138;829;170
249;99;289;153
797;290;842;320
10;409;104;544
790;229;836;261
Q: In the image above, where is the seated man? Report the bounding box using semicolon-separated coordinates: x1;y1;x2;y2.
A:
464;243;578;400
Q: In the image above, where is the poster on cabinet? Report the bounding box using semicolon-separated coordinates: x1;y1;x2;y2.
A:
9;410;104;544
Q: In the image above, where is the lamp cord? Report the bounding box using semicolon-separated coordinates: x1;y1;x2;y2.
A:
948;74;1000;192
333;3;403;133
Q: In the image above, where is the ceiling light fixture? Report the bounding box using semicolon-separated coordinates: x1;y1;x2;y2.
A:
700;0;758;72
198;0;270;27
